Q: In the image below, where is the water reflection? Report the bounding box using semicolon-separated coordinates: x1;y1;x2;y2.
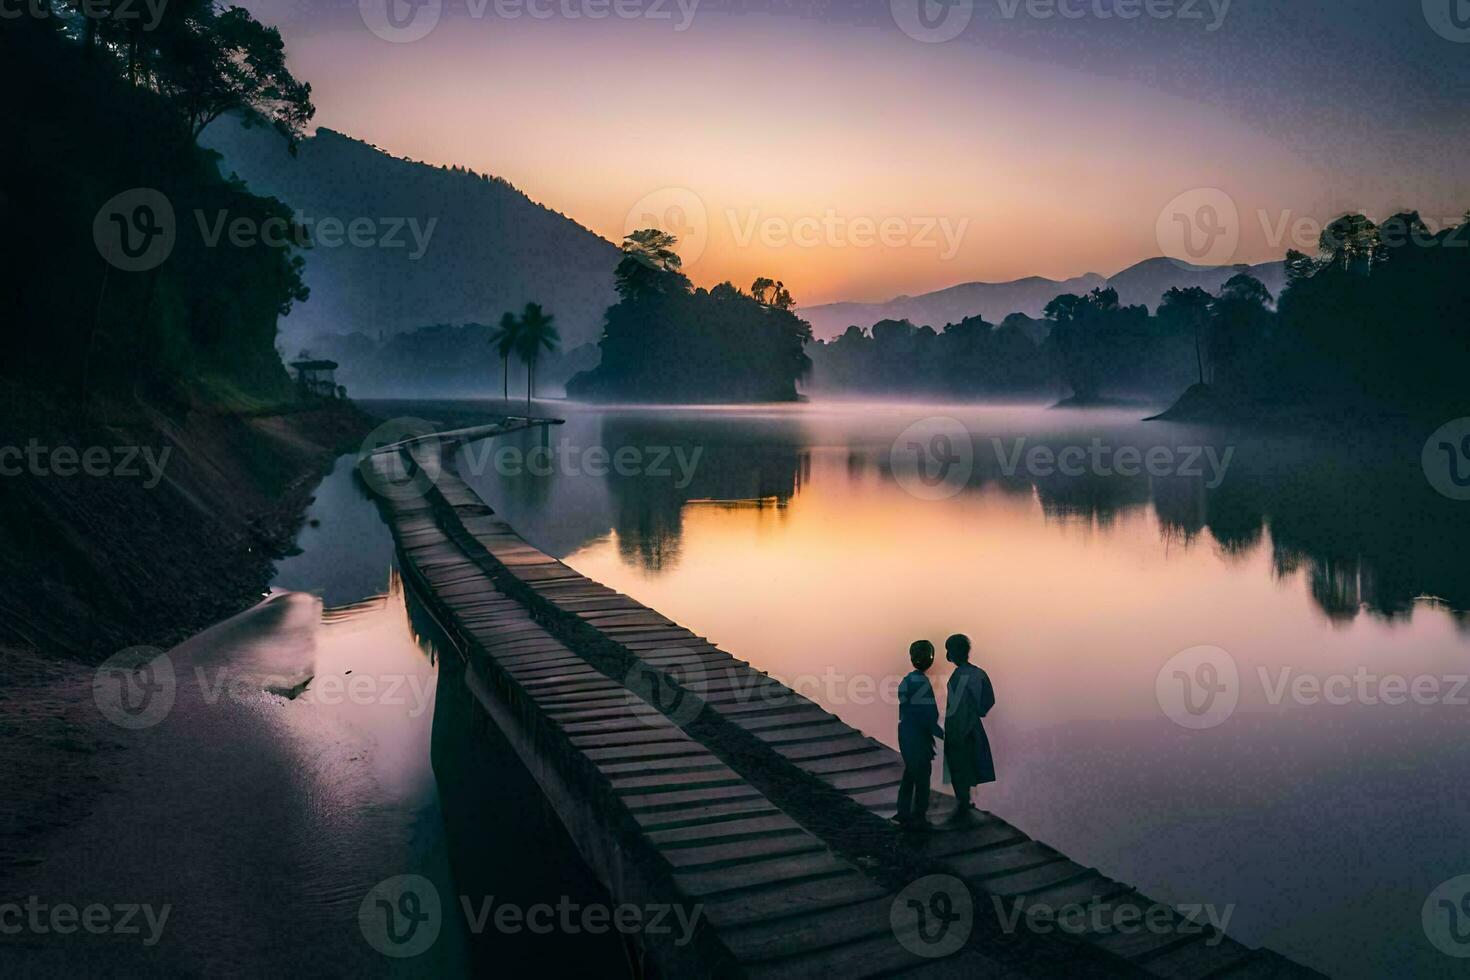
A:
465;403;1469;625
448;401;1470;978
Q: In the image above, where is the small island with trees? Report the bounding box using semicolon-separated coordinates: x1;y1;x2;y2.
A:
567;230;813;403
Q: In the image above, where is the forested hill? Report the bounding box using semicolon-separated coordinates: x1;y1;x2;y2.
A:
201;123;621;351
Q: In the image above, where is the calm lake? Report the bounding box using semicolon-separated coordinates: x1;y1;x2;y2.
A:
281;399;1469;979
447;399;1467;980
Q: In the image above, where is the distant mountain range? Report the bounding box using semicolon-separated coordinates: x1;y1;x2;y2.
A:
201;123;621;353
799;258;1287;340
200;119;1288;360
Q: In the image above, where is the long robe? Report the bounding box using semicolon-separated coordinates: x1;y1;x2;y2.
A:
943;663;996;788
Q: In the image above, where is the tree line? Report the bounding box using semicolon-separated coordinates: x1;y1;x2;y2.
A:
807;211;1470;420
3;4;315;403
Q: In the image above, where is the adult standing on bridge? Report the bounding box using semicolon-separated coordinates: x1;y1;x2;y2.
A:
943;633;995;821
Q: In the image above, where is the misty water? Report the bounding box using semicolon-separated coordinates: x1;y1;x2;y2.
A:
63;456;629;975
226;402;1470;978
431;399;1469;980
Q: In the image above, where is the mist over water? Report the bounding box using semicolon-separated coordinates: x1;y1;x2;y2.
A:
449;399;1470;979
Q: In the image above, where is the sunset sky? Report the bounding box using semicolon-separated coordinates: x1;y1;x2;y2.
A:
240;0;1470;305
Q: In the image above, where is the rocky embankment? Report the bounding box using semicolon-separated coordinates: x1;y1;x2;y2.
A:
0;390;377;661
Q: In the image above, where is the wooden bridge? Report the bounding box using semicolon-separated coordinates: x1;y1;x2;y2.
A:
362;419;1322;979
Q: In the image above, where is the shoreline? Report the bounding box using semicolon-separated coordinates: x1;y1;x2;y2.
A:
0;392;378;661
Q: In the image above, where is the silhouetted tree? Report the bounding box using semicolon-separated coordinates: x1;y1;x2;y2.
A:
1318;213;1382;274
752;277;795;310
515;303;560;413
615;228;689;301
489;311;520;402
155;5;315;148
1207;274;1273;393
1159;286;1214;385
2;19;311;401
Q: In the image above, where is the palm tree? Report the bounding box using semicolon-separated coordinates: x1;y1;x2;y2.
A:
514;303;560;415
488;311;520;405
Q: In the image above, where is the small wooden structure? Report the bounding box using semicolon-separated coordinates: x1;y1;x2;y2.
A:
289;355;341;399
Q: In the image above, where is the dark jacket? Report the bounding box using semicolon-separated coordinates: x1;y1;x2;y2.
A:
897;670;944;764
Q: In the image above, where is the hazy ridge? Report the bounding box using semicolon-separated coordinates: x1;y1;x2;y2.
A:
202;123;621;353
800;258;1287;340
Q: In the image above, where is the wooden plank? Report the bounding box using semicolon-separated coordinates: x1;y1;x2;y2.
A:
719;893;905;964
659;835;826;871
583;741;711;763
948;840;1068;882
700;872;888;930
674;851;851;897
595;757;727;777
1140;933;1255;979
648;814;806;848
631;799;781;831
609;769;743;794
621;785;769;811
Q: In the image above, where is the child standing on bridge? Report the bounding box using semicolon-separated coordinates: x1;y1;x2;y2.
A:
895;640;944;831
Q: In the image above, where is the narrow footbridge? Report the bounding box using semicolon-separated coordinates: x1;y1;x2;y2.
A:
362;420;1321;979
